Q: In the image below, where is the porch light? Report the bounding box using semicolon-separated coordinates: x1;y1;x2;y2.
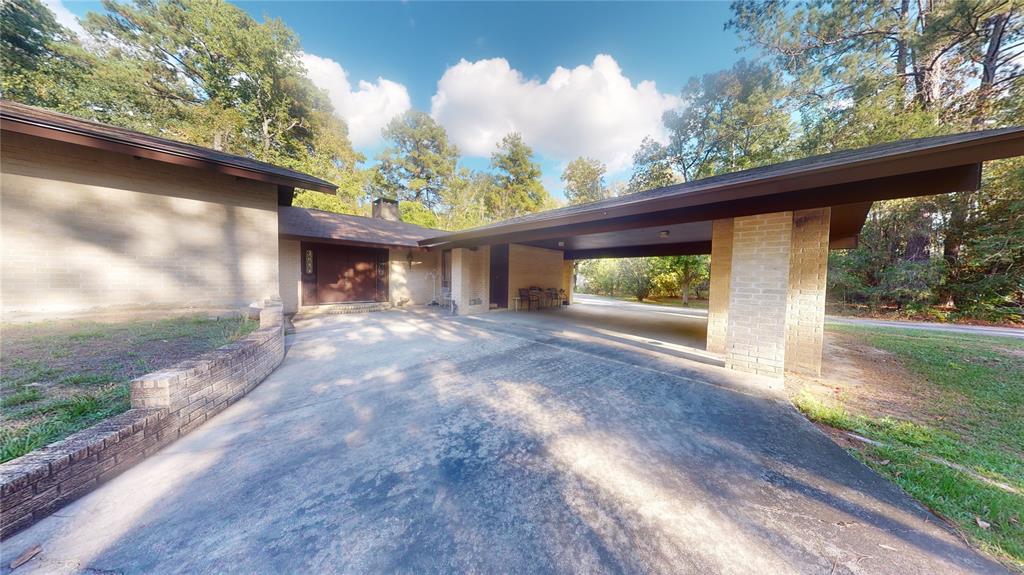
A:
659;230;670;239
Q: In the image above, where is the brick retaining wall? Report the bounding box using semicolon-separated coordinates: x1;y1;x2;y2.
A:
0;300;284;539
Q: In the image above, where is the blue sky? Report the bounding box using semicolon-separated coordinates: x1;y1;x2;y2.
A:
57;1;744;199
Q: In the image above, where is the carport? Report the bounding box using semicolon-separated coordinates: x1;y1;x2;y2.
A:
420;127;1024;379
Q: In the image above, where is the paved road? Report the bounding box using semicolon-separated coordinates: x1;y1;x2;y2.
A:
2;307;1007;574
575;293;1024;339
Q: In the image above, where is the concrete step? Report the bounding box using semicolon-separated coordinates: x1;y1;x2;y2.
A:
294;302;393;319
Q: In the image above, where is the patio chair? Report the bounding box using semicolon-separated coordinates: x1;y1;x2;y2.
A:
519;288;539;311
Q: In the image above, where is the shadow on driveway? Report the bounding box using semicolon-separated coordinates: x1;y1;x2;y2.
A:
1;307;1009;574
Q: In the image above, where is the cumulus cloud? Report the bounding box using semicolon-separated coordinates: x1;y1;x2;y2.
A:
41;0;87;39
301;53;412;148
430;54;679;171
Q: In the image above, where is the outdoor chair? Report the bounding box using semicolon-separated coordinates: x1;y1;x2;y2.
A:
520;288;539;311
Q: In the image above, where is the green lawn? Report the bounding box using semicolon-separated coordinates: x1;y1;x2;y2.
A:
0;315;257;463
795;325;1024;570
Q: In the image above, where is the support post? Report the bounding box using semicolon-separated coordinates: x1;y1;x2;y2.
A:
706;219;733;355
451;246;490;315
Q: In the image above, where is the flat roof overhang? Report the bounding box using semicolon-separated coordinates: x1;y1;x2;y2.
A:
418;127;1024;259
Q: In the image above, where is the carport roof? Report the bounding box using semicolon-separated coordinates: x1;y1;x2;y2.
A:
419;127;1024;258
279;206;442;249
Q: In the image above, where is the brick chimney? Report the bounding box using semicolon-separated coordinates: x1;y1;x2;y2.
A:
372;198;400;222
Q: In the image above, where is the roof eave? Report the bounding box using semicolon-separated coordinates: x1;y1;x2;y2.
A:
419;128;1024;248
1;113;337;194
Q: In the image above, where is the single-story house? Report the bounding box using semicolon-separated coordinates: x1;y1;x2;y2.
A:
3;99;1021;380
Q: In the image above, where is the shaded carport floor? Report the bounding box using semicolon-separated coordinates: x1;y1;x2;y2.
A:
1;308;1007;574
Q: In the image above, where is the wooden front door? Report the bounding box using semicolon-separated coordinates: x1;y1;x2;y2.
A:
301;243;389;305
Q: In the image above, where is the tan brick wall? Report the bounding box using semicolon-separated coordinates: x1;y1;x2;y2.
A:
508;243;564;297
562;260;575;304
279;239;302;314
1;132;279;315
389;248;440;306
706;218;733;355
725;212;793;377
452;246;489;315
785;208;830;376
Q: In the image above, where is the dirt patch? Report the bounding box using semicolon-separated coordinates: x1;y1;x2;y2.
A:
786;330;947;426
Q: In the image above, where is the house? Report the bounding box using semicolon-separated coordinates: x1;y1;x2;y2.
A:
3;100;1021;380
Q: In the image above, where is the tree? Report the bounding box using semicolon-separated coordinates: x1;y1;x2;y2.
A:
399;201;440;228
486;133;551;220
627;137;679;193
291;190;361;215
79;0;363;199
375;110;459;209
661;59;793;180
437;168;492;231
561;157;608;205
618;258;657;301
0;0;91;109
657;256;710;306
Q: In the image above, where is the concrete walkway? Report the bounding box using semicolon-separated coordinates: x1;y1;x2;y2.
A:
1;307;1008;574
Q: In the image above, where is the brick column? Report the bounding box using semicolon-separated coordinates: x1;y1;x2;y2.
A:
451;246;490;315
785;208;830;376
720;208;831;379
706;219;733;355
725;212;793;377
561;260;575;304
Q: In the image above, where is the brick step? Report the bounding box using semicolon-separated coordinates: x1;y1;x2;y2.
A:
294;301;392;318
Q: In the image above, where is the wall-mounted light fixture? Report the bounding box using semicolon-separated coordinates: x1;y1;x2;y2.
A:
659;230;670;239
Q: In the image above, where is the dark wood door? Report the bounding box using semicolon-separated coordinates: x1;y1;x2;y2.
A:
489;244;509;308
310;245;387;303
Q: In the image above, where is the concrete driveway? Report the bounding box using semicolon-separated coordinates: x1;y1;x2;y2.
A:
2;304;1008;574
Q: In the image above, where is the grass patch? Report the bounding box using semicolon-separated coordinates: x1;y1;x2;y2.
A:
1;314;258;462
797;326;1024;570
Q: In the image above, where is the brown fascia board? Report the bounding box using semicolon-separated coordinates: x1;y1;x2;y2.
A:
1;113;337;195
428;163;978;248
421;128;1022;248
279;234;429;251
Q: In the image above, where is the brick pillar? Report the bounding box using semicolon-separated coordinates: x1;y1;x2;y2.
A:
725;212;793;377
706;219;733;355
720;209;831;379
451;246;490;315
785;208;830;376
561;260;574;305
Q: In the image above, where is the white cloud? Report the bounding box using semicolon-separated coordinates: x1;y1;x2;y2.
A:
301;53;412;148
430;54;679;171
41;0;87;39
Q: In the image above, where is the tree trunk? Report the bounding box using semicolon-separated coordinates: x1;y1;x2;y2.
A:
973;11;1010;127
896;0;911;106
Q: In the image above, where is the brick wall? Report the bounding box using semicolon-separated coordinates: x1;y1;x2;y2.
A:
508;244;564;301
279;239;302;314
706;219;733;355
389;248;440;306
0;302;285;539
561;260;575;304
785;208;830;376
1;131;280;315
725;212;793;377
452;246;489;315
